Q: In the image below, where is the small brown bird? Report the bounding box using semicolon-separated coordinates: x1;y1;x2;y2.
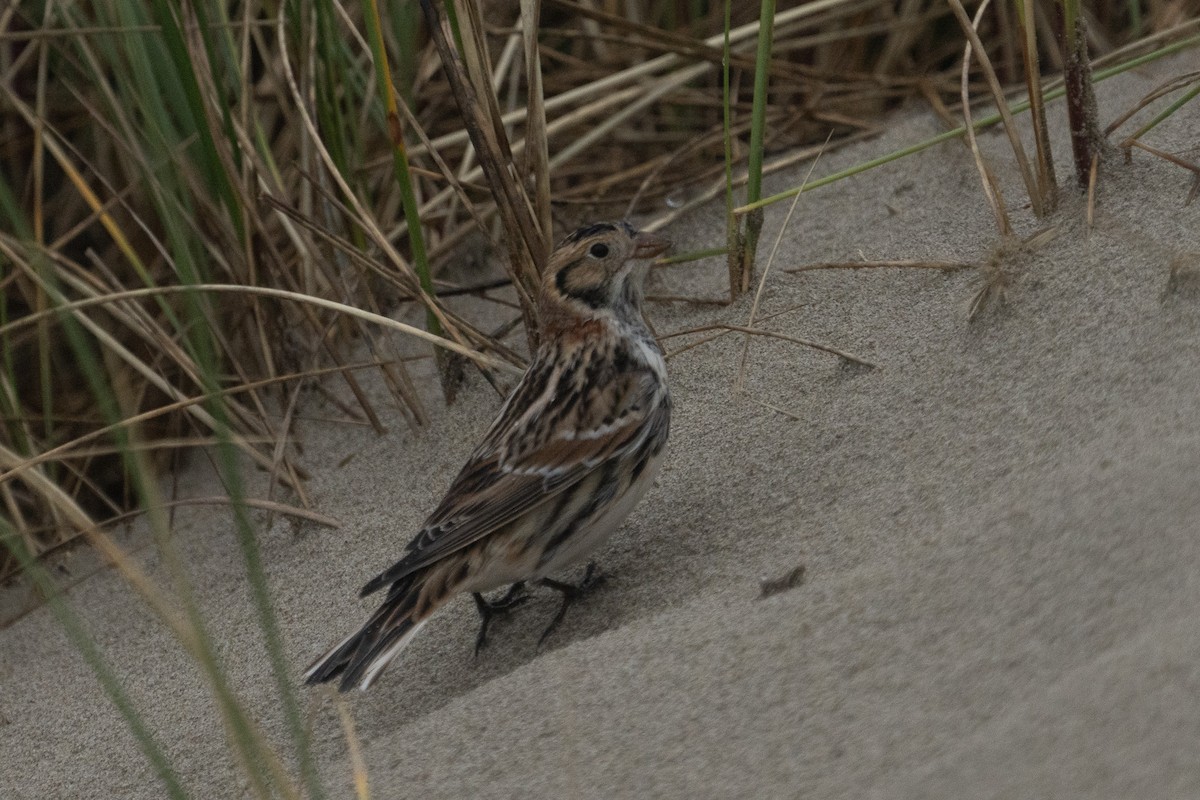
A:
305;221;672;691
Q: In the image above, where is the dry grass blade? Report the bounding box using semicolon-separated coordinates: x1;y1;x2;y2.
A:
2;283;521;372
745;394;804;421
336;701;372;800
786;260;973;272
0;439;300;797
736;137;828;391
1114;79;1200;159
1104;70;1200;134
959;0;1013;237
106;494;339;530
1015;0;1059;207
1125;140;1200;194
648;132;875;232
419;0;544;347
662;323;875;369
1087;153;1100;231
2;495;340;597
520;0;552;265
946;0;1049;217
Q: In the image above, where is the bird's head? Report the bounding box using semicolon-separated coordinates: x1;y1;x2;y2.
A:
540;221;670;325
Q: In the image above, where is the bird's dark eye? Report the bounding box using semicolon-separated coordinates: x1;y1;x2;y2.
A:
588;242;610;258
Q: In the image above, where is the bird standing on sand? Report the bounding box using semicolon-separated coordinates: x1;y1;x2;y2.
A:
305;221;672;691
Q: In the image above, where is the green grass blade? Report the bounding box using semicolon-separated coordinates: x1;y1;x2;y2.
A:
722;0;739;300
0;525;190;800
28;265;297;799
146;0;244;241
738;0;775;292
211;416;329;800
745;0;774;213
1120;80;1200;145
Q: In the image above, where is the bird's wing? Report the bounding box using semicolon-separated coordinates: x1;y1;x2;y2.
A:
359;356;664;596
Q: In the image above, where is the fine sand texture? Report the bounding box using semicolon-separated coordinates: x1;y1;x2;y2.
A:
3;52;1199;799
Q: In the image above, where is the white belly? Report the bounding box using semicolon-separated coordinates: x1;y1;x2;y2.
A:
533;446;667;579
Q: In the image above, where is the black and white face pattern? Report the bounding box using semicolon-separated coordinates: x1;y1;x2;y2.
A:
550;222;667;313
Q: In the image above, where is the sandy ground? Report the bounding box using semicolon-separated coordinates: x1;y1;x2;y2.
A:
3;52;1200;799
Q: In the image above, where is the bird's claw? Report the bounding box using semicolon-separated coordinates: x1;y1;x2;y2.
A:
472;583;530;656
537;562;606;647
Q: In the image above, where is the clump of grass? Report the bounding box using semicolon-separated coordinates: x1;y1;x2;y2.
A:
3;4;1193;580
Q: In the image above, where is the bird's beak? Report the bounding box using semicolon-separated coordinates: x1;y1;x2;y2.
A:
632;230;671;260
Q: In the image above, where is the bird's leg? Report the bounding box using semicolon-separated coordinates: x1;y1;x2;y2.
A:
536;562;606;647
472;582;529;656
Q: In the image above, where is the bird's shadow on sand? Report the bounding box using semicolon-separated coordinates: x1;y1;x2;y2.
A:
324;517;698;731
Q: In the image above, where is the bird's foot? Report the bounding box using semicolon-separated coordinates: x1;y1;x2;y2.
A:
472;583;529;656
536;562;606;647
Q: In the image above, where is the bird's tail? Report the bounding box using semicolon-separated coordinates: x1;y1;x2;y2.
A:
304;574;440;692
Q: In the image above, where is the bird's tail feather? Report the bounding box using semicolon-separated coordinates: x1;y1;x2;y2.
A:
304;576;438;691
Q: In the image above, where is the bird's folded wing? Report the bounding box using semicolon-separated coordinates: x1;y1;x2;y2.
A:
359;373;662;596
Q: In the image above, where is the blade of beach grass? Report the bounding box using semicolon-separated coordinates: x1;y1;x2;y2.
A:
146;12;340;772
114;385;308;800
735;0;776;299
309;0;364;235
1014;0;1059;207
660;323;874;368
0;280;520;375
336;700;372;800
209;403;327;800
520;0;552;266
0;359;386;504
736;135;826;392
1116;77;1200;152
23;276;303;799
649;130;875;233
1104;70;1200;135
785;260;974;272
362;0;457;399
1124;140;1200;193
142;0;245;239
419;0;543;347
960;0;1013;236
723;0;739;301
0;524;189;800
946;0;1047;216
